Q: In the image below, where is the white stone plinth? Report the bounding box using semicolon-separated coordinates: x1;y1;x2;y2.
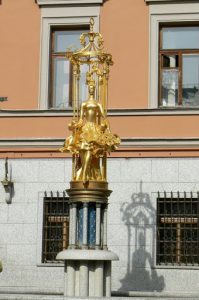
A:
66;261;75;297
79;262;89;297
56;249;119;261
56;249;118;297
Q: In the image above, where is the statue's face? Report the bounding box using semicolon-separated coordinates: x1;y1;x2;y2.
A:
89;84;95;95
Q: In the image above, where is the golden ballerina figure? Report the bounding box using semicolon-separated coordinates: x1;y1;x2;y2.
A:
60;79;120;183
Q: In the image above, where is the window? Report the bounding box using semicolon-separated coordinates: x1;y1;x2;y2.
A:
157;192;199;266
159;26;199;107
37;2;100;109
42;192;69;263
148;1;199;108
49;27;89;109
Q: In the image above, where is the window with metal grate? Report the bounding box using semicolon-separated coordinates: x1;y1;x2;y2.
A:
157;192;199;266
42;192;69;263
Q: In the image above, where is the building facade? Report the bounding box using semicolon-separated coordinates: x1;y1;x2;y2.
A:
0;0;199;297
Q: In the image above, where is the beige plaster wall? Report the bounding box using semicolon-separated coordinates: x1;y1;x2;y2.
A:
100;0;149;109
1;0;199;158
0;0;148;110
1;115;199;139
0;0;40;109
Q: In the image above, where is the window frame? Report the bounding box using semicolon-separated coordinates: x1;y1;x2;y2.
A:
148;2;199;108
49;26;89;109
38;6;100;109
37;191;68;266
158;24;199;107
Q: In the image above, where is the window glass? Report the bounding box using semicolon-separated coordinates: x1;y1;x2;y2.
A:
50;27;89;109
161;70;178;107
54;30;88;52
182;54;199;106
162;27;199;50
79;64;89;102
52;58;71;109
159;25;199;107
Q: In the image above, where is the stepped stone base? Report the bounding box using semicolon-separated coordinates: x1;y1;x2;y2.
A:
56;250;119;297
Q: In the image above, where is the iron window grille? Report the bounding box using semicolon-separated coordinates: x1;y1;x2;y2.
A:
157;192;199;266
42;192;69;263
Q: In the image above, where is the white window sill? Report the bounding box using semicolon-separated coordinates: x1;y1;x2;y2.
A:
154;265;199;270
145;0;193;3
2;108;199;117
37;0;103;5
37;263;64;267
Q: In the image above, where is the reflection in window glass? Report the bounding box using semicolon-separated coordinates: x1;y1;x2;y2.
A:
160;25;199;107
53;58;71;109
183;54;199;106
54;30;88;53
79;64;89;102
50;27;89;109
161;70;178;107
162;27;199;50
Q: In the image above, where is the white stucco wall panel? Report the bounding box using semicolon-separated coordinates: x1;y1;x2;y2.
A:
120;159;152;183
0;158;198;295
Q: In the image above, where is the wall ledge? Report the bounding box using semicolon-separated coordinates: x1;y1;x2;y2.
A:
0;137;199;148
1;108;199;117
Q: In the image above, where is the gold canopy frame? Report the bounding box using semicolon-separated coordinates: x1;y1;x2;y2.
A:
60;18;120;184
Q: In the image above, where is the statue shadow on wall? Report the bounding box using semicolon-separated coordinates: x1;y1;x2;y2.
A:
119;181;165;292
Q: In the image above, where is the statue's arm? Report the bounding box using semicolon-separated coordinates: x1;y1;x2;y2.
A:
98;103;110;130
98;103;105;119
79;103;85;121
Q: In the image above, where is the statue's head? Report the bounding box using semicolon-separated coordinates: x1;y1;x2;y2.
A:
88;79;96;97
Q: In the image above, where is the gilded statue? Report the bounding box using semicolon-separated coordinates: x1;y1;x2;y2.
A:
60;79;120;183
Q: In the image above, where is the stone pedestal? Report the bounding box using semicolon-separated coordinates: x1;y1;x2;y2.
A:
57;250;118;297
56;181;119;298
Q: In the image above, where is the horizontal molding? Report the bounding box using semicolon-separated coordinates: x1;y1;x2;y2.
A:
0;138;64;148
36;0;103;5
121;138;199;148
1;138;199;149
1;108;199;117
113;291;199;298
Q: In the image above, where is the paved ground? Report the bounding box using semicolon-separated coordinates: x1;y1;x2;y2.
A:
0;294;198;300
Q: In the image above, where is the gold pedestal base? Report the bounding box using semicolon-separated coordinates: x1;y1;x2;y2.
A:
67;181;112;203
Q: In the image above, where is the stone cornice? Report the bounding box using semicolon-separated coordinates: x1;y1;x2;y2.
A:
1;108;199;117
36;0;104;6
1;137;199;148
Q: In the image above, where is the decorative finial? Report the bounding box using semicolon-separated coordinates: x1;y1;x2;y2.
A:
90;17;94;32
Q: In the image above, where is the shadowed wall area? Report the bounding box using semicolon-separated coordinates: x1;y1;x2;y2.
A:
120;182;165;292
